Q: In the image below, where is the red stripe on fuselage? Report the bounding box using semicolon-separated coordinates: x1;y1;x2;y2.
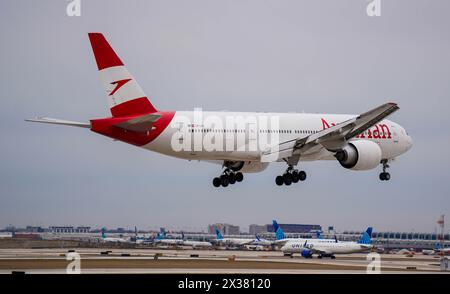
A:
90;111;175;146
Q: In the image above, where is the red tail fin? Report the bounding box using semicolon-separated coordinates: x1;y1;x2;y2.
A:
88;33;157;116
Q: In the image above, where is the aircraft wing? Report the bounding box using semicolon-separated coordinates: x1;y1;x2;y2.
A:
274;239;291;246
307;246;333;255
114;113;161;133
261;102;399;163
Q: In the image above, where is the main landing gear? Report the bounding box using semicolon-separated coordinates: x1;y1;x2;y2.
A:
275;165;306;186
212;169;244;188
379;160;391;181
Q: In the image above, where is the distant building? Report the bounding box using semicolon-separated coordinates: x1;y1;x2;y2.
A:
25;226;45;233
266;223;321;234
50;226;91;233
208;223;240;235
249;224;267;235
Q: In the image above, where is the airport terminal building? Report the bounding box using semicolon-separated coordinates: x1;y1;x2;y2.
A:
265;223;322;234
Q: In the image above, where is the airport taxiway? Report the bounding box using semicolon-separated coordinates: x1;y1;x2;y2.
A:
0;248;446;274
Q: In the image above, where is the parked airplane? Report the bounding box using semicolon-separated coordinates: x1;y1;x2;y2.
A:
214;228;255;246
423;244;450;256
422;249;435;255
253;235;275;247
281;227;374;258
154;230;184;246
26;33;412;187
436;244;450;255
180;232;213;248
100;227;130;243
132;226;155;244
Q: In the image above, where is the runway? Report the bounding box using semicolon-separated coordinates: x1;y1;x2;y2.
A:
0;248;446;274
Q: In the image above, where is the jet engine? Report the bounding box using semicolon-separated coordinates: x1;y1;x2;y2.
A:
301;249;313;258
225;161;269;173
334;140;382;171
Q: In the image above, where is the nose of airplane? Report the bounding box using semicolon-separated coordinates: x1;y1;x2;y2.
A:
405;135;413;151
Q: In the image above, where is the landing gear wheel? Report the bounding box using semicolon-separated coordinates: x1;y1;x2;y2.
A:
291;171;300;183
213;177;221;187
283;173;292;185
298;171;307;181
384;172;390;181
331;255;336;259
379;160;391;181
275;176;284;186
276;165;307;186
220;175;229;187
228;173;236;184
379;172;391;181
214;167;244;188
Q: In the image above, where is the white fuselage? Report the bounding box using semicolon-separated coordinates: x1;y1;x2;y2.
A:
216;238;255;246
281;239;372;255
156;238;184;246
182;240;213;248
101;237;130;243
145;111;411;168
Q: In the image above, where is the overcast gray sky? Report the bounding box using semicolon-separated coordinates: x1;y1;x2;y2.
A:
0;0;449;233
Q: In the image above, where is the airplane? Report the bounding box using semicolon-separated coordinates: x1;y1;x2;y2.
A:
180;232;213;248
214;228;255;247
252;235;275;247
26;33;412;187
132;226;154;244
422;249;435;255
154;230;184;246
423;244;450;256
100;227;130;243
281;227;374;259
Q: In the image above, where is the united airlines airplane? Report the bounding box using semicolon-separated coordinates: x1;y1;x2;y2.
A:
27;33;412;187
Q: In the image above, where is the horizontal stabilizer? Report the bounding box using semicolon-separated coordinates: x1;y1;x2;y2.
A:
25;117;91;128
114;113;161;133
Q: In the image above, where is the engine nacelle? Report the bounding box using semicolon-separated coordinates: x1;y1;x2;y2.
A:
225;161;269;173
301;249;313;258
334;140;382;171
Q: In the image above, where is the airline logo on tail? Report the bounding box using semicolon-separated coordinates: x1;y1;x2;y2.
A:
272;220;285;240
358;227;373;245
109;79;132;96
88;33;157;116
215;228;223;240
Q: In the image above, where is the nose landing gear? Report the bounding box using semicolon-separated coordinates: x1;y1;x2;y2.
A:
275;165;306;186
379;160;391;181
212;169;244;187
